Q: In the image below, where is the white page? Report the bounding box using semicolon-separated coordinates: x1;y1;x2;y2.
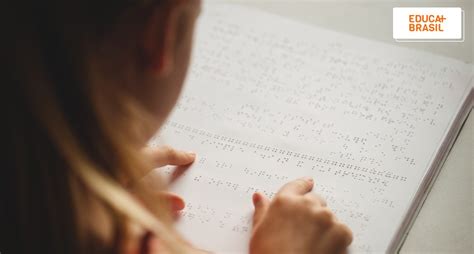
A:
147;4;473;253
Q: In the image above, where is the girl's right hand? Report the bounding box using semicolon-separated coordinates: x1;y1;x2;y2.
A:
249;177;353;254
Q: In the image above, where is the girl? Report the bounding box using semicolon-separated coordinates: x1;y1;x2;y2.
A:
1;0;353;253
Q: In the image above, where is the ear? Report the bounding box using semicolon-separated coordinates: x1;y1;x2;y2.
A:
142;4;183;76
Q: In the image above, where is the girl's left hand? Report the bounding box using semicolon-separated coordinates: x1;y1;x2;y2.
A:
143;146;196;172
140;146;196;219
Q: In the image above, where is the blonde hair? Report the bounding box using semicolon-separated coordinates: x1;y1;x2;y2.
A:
1;0;189;253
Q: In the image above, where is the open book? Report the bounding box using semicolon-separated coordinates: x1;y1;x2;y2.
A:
148;4;473;253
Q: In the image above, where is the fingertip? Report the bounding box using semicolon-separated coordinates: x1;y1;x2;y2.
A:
170;196;186;211
186;151;196;161
303;176;314;189
303;176;314;184
252;192;262;207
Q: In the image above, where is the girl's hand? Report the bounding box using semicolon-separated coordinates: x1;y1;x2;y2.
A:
143;146;196;172
249;177;353;254
141;146;196;218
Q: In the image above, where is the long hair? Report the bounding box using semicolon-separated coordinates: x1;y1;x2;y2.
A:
1;0;186;253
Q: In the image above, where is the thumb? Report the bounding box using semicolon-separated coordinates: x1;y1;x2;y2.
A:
252;192;269;226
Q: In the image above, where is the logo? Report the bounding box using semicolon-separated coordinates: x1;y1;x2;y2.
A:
393;7;464;42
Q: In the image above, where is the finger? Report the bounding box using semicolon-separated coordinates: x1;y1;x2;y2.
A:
312;207;335;229
304;192;327;207
168;165;192;184
148;146;196;167
320;223;353;254
160;192;186;211
277;177;314;196
252;192;270;226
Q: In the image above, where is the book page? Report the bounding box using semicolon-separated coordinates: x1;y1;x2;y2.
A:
147;4;473;253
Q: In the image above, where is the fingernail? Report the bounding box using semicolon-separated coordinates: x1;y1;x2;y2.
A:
303;176;314;183
252;193;261;205
187;152;196;158
171;198;185;211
